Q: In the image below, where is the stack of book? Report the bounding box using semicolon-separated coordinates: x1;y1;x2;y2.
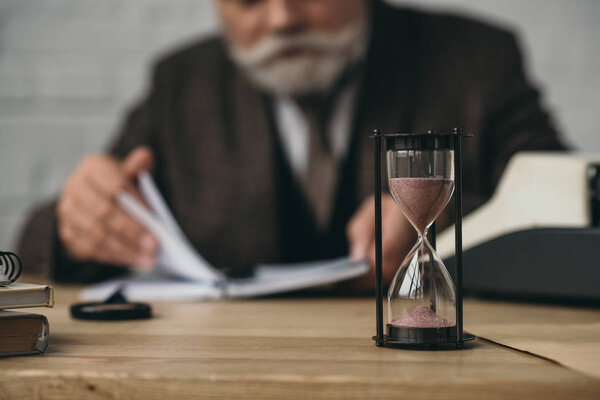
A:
0;282;54;357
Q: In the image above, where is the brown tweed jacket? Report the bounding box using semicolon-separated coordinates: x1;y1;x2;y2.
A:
17;1;565;281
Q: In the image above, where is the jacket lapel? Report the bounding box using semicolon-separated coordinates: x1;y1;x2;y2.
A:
228;69;281;263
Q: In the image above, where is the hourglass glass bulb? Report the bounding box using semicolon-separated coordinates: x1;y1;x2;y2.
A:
384;143;457;344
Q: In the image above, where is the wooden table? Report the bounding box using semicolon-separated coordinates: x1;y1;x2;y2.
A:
0;285;599;399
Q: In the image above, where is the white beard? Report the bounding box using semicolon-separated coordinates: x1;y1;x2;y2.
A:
226;19;368;97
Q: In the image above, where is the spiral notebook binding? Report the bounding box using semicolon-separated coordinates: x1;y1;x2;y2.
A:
0;251;22;285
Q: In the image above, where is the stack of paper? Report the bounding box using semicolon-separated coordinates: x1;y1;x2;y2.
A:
81;172;369;302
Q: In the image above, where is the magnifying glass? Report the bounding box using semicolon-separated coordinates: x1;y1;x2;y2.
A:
70;287;152;321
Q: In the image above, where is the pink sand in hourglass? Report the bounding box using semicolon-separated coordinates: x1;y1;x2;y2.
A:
389;177;454;234
391;305;455;328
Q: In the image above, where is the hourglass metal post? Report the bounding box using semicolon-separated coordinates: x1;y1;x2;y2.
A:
453;127;464;347
373;129;384;347
371;128;473;349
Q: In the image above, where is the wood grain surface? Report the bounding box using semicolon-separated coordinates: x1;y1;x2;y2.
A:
465;299;600;379
0;285;598;399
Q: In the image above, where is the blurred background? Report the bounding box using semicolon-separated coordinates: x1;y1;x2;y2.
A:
0;0;599;250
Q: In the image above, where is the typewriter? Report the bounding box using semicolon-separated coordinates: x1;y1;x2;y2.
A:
438;152;600;303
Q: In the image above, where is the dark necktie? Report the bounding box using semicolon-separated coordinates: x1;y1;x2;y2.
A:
293;62;363;233
296;97;340;233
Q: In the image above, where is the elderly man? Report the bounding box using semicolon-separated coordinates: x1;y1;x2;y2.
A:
18;0;564;289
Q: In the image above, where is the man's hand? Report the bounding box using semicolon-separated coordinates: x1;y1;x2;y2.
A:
56;147;157;268
343;195;416;293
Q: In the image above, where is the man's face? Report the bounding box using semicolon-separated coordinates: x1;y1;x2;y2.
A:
217;0;369;96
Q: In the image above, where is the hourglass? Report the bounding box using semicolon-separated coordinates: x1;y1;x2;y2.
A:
371;128;473;348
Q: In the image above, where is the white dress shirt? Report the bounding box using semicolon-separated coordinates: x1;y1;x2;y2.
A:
273;80;360;179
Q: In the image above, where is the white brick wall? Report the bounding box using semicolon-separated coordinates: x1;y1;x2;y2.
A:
0;0;599;250
0;0;219;250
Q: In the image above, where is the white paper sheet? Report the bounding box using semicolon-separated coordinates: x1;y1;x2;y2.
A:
116;174;224;283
